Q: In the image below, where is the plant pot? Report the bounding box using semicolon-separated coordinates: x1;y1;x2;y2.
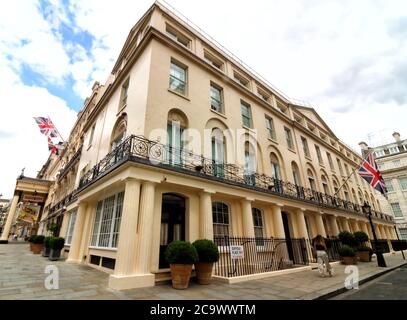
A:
170;264;193;289
357;251;370;262
195;262;214;285
341;256;357;265
31;243;43;254
42;247;51;257
29;243;33;252
49;249;61;261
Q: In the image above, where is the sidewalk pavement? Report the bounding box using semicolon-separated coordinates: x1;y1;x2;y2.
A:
0;242;405;300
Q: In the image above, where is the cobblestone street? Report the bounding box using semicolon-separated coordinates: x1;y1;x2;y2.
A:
1;242;406;300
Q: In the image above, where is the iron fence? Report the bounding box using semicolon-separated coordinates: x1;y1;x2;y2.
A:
391;240;407;251
213;236;309;278
371;239;391;253
307;237;343;263
77;135;393;223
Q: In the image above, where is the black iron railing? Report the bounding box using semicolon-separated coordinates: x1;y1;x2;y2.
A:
47;191;77;218
77;135;393;223
390;240;407;251
58;146;83;181
213;236;309;278
370;239;391;254
308;238;343;263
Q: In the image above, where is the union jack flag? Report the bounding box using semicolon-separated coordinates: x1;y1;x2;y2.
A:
33;116;58;138
47;136;58;155
358;152;387;197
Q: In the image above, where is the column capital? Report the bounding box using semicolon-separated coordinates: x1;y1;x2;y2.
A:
272;203;284;208
296;208;306;213
200;188;216;195
242;197;255;202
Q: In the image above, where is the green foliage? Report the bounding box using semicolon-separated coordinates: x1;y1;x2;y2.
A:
47;223;59;237
357;245;371;252
31;235;45;244
165;240;198;265
49;237;65;250
28;235;34;243
192;239;219;263
339;245;356;257
354;231;369;245
338;231;357;247
44;237;52;248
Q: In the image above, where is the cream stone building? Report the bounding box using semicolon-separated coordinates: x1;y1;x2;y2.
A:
360;132;407;240
1;2;396;288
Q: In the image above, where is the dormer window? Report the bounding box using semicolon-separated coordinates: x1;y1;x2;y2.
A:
233;71;250;88
166;24;191;48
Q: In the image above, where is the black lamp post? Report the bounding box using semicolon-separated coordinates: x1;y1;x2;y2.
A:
362;202;387;267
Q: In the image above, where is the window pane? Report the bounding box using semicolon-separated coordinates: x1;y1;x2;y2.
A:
385;180;394;192
399;177;407;190
391;203;403;217
210;85;222;112
212;202;230;240
91;201;103;246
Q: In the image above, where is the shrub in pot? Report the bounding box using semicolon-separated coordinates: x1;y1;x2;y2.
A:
42;237;52;257
165;240;198;289
354;231;369;246
28;235;34;251
192;239;219;285
339;245;357;265
338;231;358;247
356;245;372;262
31;235;45;254
49;237;65;261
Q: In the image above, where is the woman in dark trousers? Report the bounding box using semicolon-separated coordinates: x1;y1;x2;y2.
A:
313;235;333;277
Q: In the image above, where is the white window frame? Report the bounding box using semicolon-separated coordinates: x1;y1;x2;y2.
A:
399;177;407;190
391;203;403;218
65;210;77;245
90;192;124;249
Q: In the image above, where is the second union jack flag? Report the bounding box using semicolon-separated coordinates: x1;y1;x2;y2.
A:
34;116;58;138
358;152;387;196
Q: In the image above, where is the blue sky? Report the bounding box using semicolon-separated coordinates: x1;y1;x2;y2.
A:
0;0;406;198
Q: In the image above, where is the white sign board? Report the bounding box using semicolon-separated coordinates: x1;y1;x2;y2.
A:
230;245;244;259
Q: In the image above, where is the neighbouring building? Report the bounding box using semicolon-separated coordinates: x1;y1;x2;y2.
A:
360;132;407;240
0;198;10;233
1;2;396;288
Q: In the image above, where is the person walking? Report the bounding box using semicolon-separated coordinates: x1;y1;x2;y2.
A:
313;235;333;277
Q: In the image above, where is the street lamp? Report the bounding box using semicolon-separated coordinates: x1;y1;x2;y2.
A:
362;202;387;267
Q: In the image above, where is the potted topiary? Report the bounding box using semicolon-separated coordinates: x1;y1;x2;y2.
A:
28;235;34;252
338;231;357;247
42;237;52;257
192;239;219;285
165;240;198;290
356;245;372;262
31;235;45;254
49;237;65;261
339;245;357;265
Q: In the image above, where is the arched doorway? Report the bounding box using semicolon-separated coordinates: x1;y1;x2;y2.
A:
159;193;186;269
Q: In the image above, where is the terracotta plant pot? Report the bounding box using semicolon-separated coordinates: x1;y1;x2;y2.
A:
31;243;44;254
357;251;370;262
170;264;193;289
29;243;34;252
195;262;214;285
341;256;357;265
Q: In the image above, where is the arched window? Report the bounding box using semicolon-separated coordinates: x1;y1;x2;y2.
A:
333;180;339;196
252;208;264;241
343;186;350;201
351;189;357;204
358;190;364;205
211;128;226;178
110;115;127;150
291;161;302;186
270;153;281;180
212;202;230;239
307;169;316;191
321;175;330;194
167;110;187;165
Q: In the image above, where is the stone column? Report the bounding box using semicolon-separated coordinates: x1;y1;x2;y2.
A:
78;205;94;262
134;182;156;277
199;190;214;240
376;224;383;239
0;194;20;243
391;227;398;240
329;215;340;237
67;202;87;262
384;226;394;251
58;211;70;239
241;198;255;238
109;178;142;290
361;221;369;237
315;213;327;238
343;218;351;232
296;209;308;239
271;204;285;238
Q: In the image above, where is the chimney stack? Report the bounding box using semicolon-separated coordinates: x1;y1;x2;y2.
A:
393;132;401;142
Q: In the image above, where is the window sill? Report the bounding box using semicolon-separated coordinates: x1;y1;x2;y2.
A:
319;163;325;168
267;137;278;145
210;108;227;119
116;105;126;116
305;155;312;161
168;88;190;101
288;147;296;154
88;246;118;252
242;125;255;133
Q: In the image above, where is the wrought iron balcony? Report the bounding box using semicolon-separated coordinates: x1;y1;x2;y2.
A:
58;146;83;181
78;135;393;223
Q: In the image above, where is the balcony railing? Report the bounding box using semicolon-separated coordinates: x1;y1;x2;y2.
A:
78;135;394;223
58;146;83;181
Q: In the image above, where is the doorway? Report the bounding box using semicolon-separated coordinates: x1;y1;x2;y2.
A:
282;212;294;261
159;193;186;269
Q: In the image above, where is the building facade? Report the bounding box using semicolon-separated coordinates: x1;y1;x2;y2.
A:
1;2;396;288
360;132;407;240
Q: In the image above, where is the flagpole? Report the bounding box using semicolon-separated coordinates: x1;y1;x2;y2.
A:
48;116;65;142
333;149;375;198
